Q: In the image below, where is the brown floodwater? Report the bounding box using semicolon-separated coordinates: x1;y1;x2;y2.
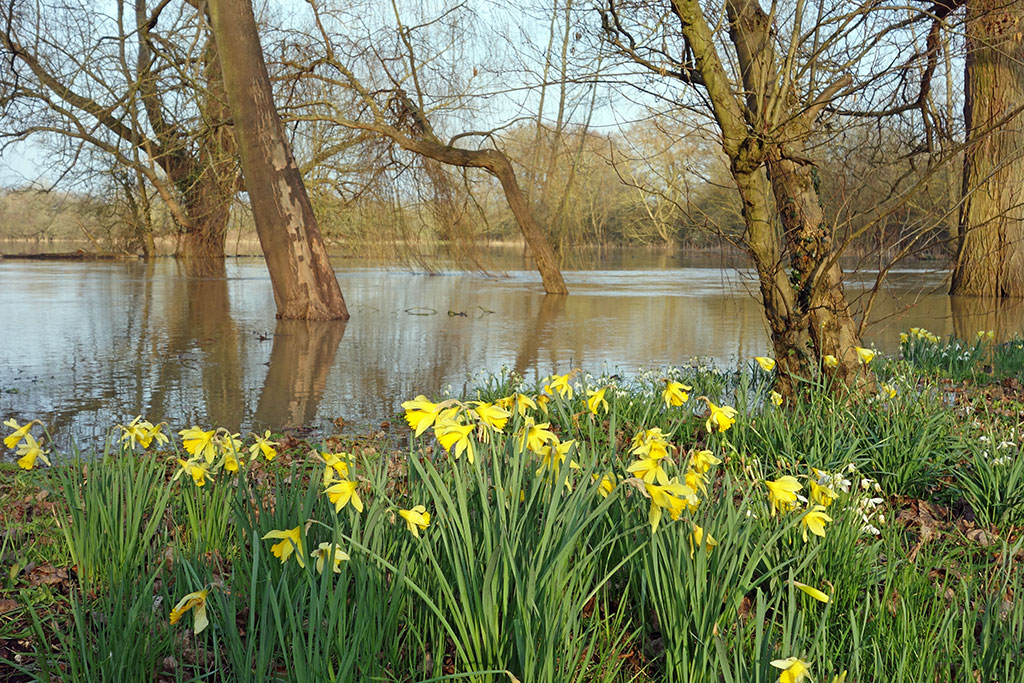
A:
1;251;1023;452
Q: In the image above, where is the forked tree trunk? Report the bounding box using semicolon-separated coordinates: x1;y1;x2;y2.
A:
207;0;349;320
950;0;1024;297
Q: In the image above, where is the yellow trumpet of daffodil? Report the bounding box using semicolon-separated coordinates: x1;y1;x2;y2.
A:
3;418;36;450
771;390;784;406
690;449;721;473
437;422;476;463
517;417;557;455
662;379;692;407
119;416;168;450
173;458;210;487
536;439;580;482
543;372;575;399
703;399;738;433
470;401;511;432
325;478;364;513
179;426;218;464
401;395;443;436
322;452;353;486
822;355;839;368
16;433;50;470
690;523;718;557
398;505;431;538
643;479;697;533
801;505;833;541
754;356;776;372
169;587;210;634
855;347;876;364
770;656;810;683
765;476;802;516
310;542;349;574
262;526;306;567
808;479;839;507
592;473;616;498
586;387;609;415
626;454;670;486
249;430;278;461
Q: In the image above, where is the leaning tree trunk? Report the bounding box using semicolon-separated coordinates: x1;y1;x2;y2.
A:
207;0;349;320
950;0;1024;297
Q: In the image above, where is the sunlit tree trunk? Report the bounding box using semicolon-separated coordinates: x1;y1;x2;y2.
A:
207;0;349;320
950;0;1024;297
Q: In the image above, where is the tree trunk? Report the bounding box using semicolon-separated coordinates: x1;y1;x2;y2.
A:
950;0;1024;297
207;0;349;320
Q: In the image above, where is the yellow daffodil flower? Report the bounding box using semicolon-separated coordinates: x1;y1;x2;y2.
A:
684;468;708;495
249;430;278;461
643;479;697;533
690;523;718;557
823;355;838;368
662;380;692;407
517;417;557;455
310;542;349;574
690;449;721;473
536;439;580;483
765;476;802;516
179;426;218;464
771;656;810;683
626;455;670;486
262;526;306;567
535;393;550;414
325;479;364;513
173;458;209;487
119;416;167;450
808;479;839;507
899;332;909;344
586;387;609;415
437;422;476;463
3;418;35;450
704;400;738;433
771;390;784;407
544;372;575;399
855;347;876;364
322;452;353;486
977;329;994;339
801;505;833;541
16;433;50;470
398;505;431;538
513;393;537;417
401;395;442;436
754;356;776;372
470;401;511;432
792;580;830;603
593;473;616;498
169;587;210;634
880;383;897;399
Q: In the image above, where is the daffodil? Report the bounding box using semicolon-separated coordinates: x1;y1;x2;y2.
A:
690;449;721;473
16;433;50;470
754;356;776;372
792;580;830;603
823;355;838;368
517;417;557;455
855;347;876;364
119;416;167;450
544;372;575;399
437;422;476;463
684;468;708;495
586;387;609;415
169;587;210;634
631;432;672;460
249;430;278;461
662;380;692;407
470;401;511;433
880;383;897;399
593;473;616;498
310;542;349;574
398;505;431;538
173;458;209;487
3;418;35;450
808;479;839;507
704;400;738;433
322;452;353;486
771;390;783;407
535;393;550;414
401;395;442;436
325;478;364;513
770;656;810;683
690;523;718;557
536;439;580;487
262;526;306;567
765;476;802;516
899;332;909;344
801;505;833;541
179;426;218;464
977;329;994;339
627;454;670;485
643;479;697;533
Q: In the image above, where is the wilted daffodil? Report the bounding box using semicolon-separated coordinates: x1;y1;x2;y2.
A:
401;395;443;436
398;505;431;538
311;542;350;574
263;526;306;567
754;356;776;372
855;347;876;364
690;523;718;557
437;421;476;463
703;399;738;433
248;430;278;461
169;587;210;634
771;657;810;683
325;478;364;513
173;458;209;487
179;426;218;464
792;580;830;603
662;379;692;407
3;418;36;450
16;433;50;470
801;505;833;541
765;476;802;516
586;387;609;415
823;355;839;368
544;372;575;399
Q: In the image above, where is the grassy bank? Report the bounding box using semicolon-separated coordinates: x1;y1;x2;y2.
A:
1;331;1023;682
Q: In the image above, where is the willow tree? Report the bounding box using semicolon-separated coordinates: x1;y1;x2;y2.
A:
950;0;1024;297
207;0;349;320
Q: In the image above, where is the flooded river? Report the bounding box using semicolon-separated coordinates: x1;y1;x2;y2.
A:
1;251;1022;450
